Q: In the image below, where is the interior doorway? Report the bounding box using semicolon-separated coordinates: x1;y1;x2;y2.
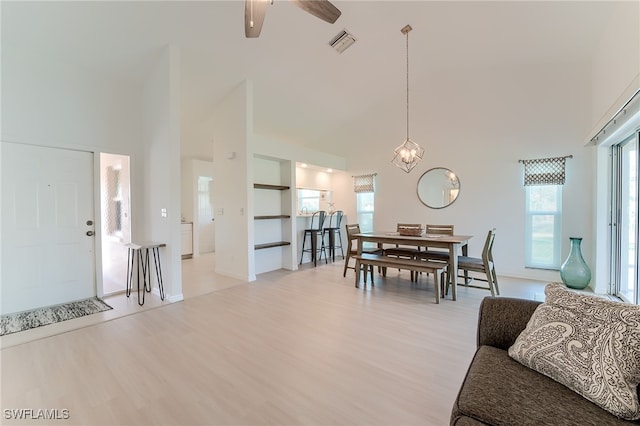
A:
100;153;131;295
198;176;215;254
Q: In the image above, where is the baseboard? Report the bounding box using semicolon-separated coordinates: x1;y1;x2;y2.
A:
166;293;184;303
150;288;184;303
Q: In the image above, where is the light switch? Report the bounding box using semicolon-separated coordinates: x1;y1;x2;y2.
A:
240;207;244;216
161;208;167;218
217;208;224;215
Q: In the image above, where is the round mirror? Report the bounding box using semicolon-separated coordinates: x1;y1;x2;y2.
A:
417;167;460;209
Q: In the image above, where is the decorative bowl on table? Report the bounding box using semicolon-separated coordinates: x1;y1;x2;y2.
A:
398;226;423;236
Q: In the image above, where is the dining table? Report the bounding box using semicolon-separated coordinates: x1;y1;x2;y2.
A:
354;232;473;301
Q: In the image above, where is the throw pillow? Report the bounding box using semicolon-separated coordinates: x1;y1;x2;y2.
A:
508;282;640;421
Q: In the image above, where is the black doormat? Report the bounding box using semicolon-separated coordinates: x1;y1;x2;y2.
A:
0;298;113;336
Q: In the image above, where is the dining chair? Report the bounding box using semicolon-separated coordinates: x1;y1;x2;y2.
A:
426;224;455;235
343;223;383;278
384;223;422;258
445;228;499;297
414;224;454;282
384;223;422;280
299;211;327;267
416;224;455;263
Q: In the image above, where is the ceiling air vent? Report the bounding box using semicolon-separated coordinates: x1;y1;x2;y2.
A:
329;29;357;54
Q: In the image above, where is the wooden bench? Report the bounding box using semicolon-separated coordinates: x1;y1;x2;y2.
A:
353;253;448;303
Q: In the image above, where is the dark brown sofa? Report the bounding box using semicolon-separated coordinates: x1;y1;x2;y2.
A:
451;296;640;425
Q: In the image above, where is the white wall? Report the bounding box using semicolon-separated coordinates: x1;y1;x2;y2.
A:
589;1;640;293
1;52;142;154
590;3;640;125
254;134;346;171
3;37;185;303
212;81;255;281
141;44;183;302
192;85;351;277
328;62;594;282
1;42;145;302
181;159;195;223
296;167;333;191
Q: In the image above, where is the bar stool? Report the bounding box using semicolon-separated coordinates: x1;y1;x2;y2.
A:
300;211;327;267
322;210;344;261
125;241;166;306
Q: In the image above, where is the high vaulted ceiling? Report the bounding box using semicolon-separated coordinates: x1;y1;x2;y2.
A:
2;1;622;155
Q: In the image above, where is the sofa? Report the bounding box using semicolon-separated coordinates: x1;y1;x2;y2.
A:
450;296;640;425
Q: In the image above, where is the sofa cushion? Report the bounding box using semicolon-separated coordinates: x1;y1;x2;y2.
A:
508;283;640;421
453;345;634;425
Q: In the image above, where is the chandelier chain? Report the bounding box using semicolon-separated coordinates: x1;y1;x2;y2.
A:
406;27;409;140
392;24;423;174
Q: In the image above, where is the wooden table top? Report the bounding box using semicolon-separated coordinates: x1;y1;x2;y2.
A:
354;232;472;244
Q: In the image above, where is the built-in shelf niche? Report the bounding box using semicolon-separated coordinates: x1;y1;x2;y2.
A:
253;155;296;273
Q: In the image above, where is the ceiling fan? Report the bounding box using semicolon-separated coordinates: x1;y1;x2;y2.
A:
245;0;342;38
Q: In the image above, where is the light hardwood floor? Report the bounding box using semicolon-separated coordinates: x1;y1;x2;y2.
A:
1;255;547;425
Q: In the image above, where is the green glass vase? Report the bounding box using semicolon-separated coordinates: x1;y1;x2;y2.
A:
560;237;591;289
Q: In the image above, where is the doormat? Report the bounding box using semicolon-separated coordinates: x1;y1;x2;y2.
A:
0;298;113;336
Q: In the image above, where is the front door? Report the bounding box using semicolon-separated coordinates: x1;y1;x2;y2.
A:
1;142;96;314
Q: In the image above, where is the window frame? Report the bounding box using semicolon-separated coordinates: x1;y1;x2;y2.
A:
297;189;321;214
356;191;375;233
610;132;639;304
525;184;563;270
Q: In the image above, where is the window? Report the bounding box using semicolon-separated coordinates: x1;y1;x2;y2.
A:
596;89;639;303
612;132;639;304
525;185;562;269
356;192;374;232
521;156;568;269
297;189;321;213
353;174;376;233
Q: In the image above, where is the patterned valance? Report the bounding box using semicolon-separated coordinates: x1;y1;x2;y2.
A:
353;173;376;193
520;156;571;186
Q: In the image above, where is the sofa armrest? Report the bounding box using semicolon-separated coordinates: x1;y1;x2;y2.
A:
477;296;542;350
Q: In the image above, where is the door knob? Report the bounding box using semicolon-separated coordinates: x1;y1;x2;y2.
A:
86;231;94;236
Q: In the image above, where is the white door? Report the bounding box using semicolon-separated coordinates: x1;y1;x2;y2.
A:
1;142;96;314
198;176;215;253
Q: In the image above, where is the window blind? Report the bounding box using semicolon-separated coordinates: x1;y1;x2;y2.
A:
353;173;376;193
520;156;571;186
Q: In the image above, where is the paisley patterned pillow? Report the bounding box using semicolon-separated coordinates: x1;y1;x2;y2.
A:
508;282;640;420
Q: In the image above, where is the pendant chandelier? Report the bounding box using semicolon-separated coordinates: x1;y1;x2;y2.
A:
391;24;424;173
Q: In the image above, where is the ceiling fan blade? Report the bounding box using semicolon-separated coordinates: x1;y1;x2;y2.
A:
291;0;341;24
245;0;269;38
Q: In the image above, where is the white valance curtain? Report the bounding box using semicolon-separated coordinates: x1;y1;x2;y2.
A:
353;173;376;193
